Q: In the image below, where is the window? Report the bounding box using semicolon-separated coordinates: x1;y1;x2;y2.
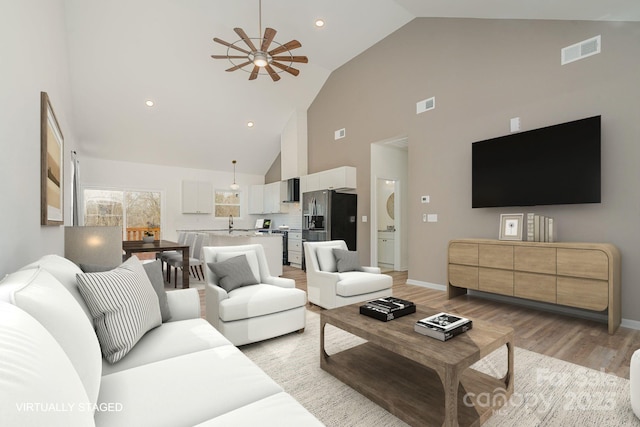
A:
215;190;240;218
84;188;161;240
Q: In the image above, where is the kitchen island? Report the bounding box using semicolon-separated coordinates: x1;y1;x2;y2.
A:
180;230;283;277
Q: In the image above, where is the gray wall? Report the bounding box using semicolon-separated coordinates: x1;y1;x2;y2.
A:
307;18;640;321
265;152;282;184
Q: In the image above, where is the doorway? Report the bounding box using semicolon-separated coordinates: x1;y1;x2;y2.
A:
370;138;408;271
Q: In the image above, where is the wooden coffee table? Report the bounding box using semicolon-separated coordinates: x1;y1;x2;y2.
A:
320;305;514;427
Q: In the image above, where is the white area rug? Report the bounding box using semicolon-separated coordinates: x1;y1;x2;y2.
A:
241;310;639;426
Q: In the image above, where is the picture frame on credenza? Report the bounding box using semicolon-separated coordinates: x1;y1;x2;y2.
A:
41;91;64;225
499;213;524;241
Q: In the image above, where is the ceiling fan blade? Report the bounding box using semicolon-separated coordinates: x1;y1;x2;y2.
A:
226;61;252;72
271;55;308;64
271;61;300;76
249;66;260;80
268;40;302;56
265;64;281;82
261;27;277;52
211;55;248;59
234;27;258;52
213;37;251;55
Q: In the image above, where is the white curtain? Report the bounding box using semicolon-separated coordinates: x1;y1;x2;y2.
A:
71;150;81;226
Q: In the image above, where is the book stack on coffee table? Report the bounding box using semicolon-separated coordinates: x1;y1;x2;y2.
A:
359;297;416;321
414;312;473;341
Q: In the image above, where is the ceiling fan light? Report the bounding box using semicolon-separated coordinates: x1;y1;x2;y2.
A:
253;52;268;67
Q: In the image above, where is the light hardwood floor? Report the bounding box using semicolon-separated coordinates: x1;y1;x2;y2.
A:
198;266;640;380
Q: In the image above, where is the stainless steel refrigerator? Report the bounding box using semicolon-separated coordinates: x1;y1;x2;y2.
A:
302;190;357;251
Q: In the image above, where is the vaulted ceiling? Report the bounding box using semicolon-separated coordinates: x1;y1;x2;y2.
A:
63;0;640;176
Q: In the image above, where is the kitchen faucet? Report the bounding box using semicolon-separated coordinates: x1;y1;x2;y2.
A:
228;214;233;233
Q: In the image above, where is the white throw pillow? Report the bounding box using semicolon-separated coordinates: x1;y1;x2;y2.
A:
216;250;261;283
316;246;341;272
76;256;161;364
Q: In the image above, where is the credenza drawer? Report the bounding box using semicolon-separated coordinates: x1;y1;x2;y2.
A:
514;272;556;303
449;242;478;265
514;247;556;274
479;244;513;269
448;264;478;289
557;249;608;281
557;277;608;311
479;268;513;296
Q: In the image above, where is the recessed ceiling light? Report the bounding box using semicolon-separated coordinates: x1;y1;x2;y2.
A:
247;121;254;128
314;19;325;28
145;100;154;107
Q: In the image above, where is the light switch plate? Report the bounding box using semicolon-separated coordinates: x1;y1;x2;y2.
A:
421;195;430;203
427;214;438;222
362;215;367;223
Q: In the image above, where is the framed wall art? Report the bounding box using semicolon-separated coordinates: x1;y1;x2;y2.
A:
41;91;64;225
499;213;523;241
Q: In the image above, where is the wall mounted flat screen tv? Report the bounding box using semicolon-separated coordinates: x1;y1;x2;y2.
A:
472;116;601;208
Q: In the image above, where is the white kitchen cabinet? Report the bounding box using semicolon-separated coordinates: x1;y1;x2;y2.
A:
263;182;279;213
302;166;356;193
249;182;288;214
182;181;213;214
248;185;264;214
288;231;302;268
319;166;356;191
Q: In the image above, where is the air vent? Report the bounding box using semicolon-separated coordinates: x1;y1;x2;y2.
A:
334;128;346;140
416;97;435;114
561;35;601;65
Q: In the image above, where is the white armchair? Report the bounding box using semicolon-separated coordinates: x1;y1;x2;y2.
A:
304;240;393;309
203;244;306;346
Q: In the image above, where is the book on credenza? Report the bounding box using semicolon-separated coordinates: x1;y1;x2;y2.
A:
528;214;557;242
359;297;416;322
527;213;535;241
414;312;473;341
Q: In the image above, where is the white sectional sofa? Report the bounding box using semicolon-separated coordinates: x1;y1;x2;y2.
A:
0;254;322;427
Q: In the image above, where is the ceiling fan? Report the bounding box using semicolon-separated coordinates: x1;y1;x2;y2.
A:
210;0;308;81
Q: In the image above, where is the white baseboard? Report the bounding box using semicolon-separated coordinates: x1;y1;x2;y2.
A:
622;318;640;331
403;280;640;331
405;279;446;292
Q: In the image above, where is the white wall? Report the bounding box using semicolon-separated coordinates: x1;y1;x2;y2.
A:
79;157;265;241
280;110;308;180
0;0;78;275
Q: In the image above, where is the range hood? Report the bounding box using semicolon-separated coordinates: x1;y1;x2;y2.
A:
283;178;300;203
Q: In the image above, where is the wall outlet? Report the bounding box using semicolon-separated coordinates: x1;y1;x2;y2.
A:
362;215;367;223
422;214;427;222
510;117;521;132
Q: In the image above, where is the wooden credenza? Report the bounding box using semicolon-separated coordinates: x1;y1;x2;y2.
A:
448;239;621;334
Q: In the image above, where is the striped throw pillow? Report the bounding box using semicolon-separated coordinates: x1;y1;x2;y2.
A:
76;256;161;364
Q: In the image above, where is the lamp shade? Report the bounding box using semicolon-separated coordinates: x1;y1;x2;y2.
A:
65;226;123;267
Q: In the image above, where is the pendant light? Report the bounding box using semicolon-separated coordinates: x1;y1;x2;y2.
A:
230;160;240;190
